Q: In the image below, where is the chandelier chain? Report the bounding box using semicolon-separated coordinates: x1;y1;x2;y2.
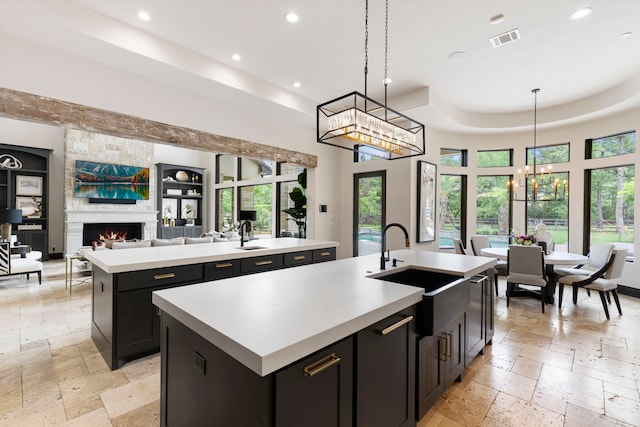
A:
384;0;389;83
364;0;369;97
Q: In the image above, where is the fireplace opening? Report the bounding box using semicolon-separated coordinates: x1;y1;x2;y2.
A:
82;222;143;247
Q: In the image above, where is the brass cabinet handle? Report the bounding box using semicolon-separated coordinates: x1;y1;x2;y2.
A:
154;273;176;280
376;315;414;335
319;251;331;257
445;332;453;359
293;255;306;261
439;336;447;362
255;260;273;266
156;306;161;316
215;262;233;268
303;353;341;377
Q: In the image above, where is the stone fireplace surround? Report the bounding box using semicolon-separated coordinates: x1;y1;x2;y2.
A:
65;210;157;253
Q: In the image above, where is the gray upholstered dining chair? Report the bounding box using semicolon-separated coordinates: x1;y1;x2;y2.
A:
555;243;613;277
557;249;627;319
452;238;467;255
470;235;505;296
506;245;547;313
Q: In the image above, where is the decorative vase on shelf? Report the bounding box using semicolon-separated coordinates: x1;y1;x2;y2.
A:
175;170;189;182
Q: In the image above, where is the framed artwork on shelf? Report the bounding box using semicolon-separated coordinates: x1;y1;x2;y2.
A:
16;196;44;218
417;161;437;243
16;175;43;196
181;199;198;220
162;198;178;220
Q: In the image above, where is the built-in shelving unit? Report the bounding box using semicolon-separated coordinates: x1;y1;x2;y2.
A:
156;163;205;239
0;144;50;260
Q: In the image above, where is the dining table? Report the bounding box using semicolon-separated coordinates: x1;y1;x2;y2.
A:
481;247;588;304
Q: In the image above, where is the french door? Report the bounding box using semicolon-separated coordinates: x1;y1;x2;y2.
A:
353;171;386;257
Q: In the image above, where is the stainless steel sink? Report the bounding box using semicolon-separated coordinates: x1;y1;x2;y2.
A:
236;246;266;250
370;267;468;336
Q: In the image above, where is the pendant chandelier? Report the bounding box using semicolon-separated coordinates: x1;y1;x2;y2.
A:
509;88;568;202
316;0;425;160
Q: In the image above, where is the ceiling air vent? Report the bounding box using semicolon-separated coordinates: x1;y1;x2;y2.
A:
490;28;520;48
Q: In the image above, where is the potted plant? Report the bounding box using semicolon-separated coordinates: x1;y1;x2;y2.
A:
282;170;307;238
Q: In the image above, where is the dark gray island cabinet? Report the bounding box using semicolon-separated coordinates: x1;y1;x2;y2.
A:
85;238;338;370
153;250;496;426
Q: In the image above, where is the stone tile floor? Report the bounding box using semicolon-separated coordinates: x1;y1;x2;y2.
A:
1;260;639;426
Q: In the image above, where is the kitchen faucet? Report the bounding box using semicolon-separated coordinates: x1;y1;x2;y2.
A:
238;210;257;247
380;223;410;270
240;220;251;247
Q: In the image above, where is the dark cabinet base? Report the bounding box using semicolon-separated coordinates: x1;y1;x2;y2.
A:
91;246;337;370
161;313;354;427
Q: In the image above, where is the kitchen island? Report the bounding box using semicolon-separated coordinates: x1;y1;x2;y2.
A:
83;238;339;369
153;249;496;426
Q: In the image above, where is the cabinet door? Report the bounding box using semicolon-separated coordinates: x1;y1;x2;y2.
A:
116;287;162;358
183;226;203;238
484;278;495;345
417;334;444;419
162;313;272;427
275;337;353;427
92;268;114;348
356;311;415;427
466;278;485;366
443;314;465;388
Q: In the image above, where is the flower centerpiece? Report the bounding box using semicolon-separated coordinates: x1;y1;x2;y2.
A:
512;231;537;246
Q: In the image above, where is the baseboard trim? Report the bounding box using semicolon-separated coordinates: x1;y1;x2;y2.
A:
617;284;640;299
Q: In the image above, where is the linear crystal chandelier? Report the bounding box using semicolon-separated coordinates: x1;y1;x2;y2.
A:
509;88;568;202
316;0;425;160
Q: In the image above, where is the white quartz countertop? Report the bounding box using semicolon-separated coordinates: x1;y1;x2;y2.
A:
82;238;338;273
152;249;496;376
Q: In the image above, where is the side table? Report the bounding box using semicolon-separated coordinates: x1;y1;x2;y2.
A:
65;253;90;295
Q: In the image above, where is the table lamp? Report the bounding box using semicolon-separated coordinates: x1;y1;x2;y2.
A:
0;209;22;242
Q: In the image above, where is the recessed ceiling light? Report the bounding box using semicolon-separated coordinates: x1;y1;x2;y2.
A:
448;51;467;61
138;11;151;21
621;32;632;38
232;54;241;61
569;7;592;21
285;12;299;23
293;82;301;88
490;14;504;25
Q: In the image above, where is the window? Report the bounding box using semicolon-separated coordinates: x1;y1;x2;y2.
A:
278;180;304;237
477;150;512;167
215;155;305;238
476;175;511;237
278;163;305;176
240;158;273;180
354;144;389;162
440;148;467;167
526;143;570;165
526;171;570;251
354;171;386;256
239;184;272;236
438;174;467;249
585;165;634;254
215;187;234;231
216;155;236;183
586;131;636;159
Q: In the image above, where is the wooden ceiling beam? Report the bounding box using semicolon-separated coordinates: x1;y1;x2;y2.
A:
0;87;317;168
